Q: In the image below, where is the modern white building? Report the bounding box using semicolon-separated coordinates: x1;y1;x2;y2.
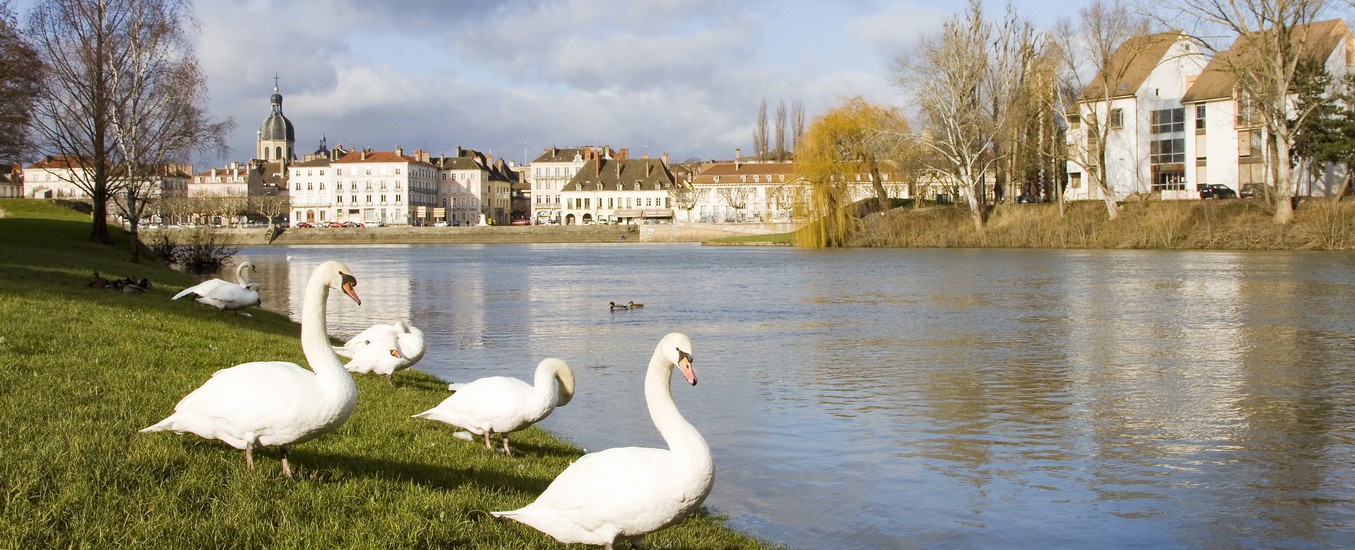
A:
1180;18;1353;198
1068;20;1354;201
1065;31;1209;201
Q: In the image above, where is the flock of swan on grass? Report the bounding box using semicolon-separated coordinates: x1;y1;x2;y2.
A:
141;260;711;549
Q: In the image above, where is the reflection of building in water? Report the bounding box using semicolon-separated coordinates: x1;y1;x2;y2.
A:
283;255;413;339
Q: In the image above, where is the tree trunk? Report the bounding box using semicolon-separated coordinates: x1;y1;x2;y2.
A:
1273;132;1296;224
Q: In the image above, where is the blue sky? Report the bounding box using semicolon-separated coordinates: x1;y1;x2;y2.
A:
17;0;1098;168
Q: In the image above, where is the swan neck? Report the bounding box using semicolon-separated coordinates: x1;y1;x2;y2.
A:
645;353;706;459
236;264;252;286
300;273;347;385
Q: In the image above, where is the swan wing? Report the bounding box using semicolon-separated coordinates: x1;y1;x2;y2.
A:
153;361;323;447
414;376;543;433
498;447;691;543
172;278;231;300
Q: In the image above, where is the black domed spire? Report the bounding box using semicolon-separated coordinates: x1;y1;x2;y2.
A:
258;79;295;142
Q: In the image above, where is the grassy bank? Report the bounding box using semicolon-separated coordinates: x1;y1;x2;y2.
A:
849;199;1355;249
0;199;773;548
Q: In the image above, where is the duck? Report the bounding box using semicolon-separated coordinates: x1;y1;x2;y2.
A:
414;358;574;456
609;301;629;311
141;261;362;479
336;321;426;383
172;262;261;313
88;271;108;289
628;301;644;309
491;333;711;548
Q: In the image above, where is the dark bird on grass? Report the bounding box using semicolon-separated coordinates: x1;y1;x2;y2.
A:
88;271;108;289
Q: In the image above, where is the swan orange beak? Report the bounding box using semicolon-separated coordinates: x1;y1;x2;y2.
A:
677;349;696;386
340;273;361;305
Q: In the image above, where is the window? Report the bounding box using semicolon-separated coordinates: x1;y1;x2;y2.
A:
1150;138;1186;165
1195;105;1206;132
1151;139;1186;191
1069;172;1082;189
1110;108;1124;129
1236;96;1258;127
1238;130;1263;158
1150;108;1184;134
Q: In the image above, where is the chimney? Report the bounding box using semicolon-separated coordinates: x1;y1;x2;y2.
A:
619;148;629;160
661;152;669;165
735;147;741;170
395;145;403;157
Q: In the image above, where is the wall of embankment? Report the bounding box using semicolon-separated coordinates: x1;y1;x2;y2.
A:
155;222;797;246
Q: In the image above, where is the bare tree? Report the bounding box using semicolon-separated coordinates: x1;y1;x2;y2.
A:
0;1;41;166
1161;0;1337;223
1052;1;1154;220
774;99;787;161
754;98;768;161
27;0;231;245
791;100;805;156
895;0;1036;231
716;186;751;221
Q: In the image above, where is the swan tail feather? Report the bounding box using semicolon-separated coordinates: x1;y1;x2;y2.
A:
140;416;175;433
171;288;196;300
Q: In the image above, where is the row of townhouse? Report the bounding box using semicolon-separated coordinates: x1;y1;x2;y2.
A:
1067;19;1353;201
287;145;516;227
22;155;192;203
521;142;919;225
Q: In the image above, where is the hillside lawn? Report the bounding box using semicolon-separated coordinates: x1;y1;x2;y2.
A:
0;199;775;549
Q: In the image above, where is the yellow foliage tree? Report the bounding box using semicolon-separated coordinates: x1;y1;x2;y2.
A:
793;97;910;247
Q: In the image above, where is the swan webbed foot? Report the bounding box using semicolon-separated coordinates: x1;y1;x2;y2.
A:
245;441;255;472
501;436;512;456
280;446;293;480
483;431;494;451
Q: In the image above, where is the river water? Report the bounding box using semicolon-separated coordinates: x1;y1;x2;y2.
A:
218;244;1355;549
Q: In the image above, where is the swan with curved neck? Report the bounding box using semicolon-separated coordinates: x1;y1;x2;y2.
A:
492;333;712;548
337;320;426;384
143;261;361;479
172;262;261;313
414;358;574;456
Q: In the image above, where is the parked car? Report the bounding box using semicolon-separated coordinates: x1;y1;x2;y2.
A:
511;219;530;225
294;221;314;228
433;221;448;227
1240;183;1271;198
326;221;344;228
343;221;365;228
1199;184;1237;199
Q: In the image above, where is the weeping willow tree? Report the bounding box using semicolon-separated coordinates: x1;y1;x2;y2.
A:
793;97;910;248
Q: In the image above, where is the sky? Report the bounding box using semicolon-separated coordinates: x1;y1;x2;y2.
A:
21;0;1096;169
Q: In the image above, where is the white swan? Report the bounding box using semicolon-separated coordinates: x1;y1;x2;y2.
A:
414;358;575;456
492;333;711;549
142;260;362;479
172;262;261;313
336;321;425;382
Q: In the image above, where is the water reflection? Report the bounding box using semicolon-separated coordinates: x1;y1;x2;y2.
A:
210;246;1355;549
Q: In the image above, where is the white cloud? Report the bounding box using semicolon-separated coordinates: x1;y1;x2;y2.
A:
182;0;1087;169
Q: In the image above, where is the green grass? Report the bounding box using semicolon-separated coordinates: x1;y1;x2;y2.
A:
0;199;776;549
704;232;794;245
